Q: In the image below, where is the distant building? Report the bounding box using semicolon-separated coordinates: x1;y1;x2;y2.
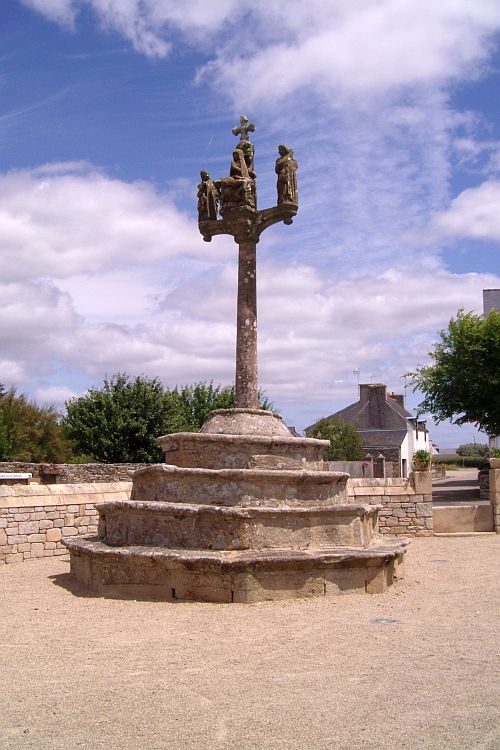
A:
483;288;500;315
306;383;430;478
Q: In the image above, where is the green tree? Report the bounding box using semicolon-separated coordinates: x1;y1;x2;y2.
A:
62;374;275;463
62;374;169;463
410;309;500;436
168;382;274;432
0;385;73;462
456;442;489;457
307;417;364;461
169;382;236;432
0;410;11;459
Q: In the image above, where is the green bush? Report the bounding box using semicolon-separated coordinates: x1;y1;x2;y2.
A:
432;455;486;469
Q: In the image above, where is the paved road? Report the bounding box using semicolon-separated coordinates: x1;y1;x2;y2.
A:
432;468;483;504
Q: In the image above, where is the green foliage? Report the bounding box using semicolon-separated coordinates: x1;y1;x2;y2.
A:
412;449;431;469
307;417;364;461
410;309;500;436
168;382;236;433
0;410;11;459
0;385;73;462
491;449;500;458
432;454;487;469
62;374;170;463
456;442;489;457
62;373;275;463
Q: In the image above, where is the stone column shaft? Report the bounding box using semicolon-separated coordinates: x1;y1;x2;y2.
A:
235;240;259;409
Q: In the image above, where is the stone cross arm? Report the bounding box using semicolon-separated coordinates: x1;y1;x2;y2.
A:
232;115;256;142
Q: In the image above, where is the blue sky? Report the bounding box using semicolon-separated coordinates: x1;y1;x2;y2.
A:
1;0;500;447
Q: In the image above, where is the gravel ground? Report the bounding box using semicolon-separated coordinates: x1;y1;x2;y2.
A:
1;535;498;750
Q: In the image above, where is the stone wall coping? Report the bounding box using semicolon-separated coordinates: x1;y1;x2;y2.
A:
350;478;411;488
0;481;132;509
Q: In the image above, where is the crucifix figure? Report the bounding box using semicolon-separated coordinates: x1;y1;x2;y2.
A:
198;119;298;409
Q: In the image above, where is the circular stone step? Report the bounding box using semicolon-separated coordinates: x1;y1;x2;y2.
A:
63;536;408;603
97;500;381;550
130;464;349;507
158;431;329;470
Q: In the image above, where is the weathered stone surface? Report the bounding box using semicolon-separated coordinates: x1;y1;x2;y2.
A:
159;429;328;470
200;409;293;436
97;500;380;550
64;536;408;602
130;464;349;507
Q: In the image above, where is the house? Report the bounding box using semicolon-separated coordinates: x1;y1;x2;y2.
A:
306;383;430;477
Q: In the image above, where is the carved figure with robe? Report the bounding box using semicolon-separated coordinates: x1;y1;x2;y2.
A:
275;145;298;205
197;170;219;222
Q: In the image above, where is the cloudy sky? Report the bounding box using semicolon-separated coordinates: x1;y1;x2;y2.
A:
1;0;500;446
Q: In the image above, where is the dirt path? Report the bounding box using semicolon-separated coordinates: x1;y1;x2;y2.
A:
1;535;499;750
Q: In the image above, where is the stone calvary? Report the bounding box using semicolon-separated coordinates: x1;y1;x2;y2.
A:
63;119;407;602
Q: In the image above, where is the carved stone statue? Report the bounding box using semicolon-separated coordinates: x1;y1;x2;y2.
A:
275;144;298;205
197;170;219;222
217;175;256;213
216;148;256;214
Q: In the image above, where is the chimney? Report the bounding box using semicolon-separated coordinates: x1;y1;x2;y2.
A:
388;391;405;408
360;384;387;428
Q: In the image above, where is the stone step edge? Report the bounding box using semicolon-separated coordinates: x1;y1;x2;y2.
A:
133;464;348;482
159;432;329;447
96;500;383;516
63;537;409;568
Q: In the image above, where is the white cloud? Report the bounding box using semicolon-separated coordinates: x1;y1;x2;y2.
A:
430;180;500;241
34;385;80;408
20;0;76;28
0;162;206;283
0;360;27;385
21;1;500;103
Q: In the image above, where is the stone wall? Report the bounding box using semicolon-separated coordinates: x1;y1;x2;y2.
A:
0;482;131;564
0;462;147;483
348;472;433;536
479;467;490;500
490;461;500;533
1;470;433;565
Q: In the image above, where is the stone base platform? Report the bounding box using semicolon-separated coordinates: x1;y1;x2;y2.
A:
64;536;408;603
63;409;409;602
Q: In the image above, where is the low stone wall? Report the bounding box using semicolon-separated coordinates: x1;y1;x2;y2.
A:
479;467;490;500
490;463;500;533
0;462;148;483
348;472;433;536
0;482;131;564
1;471;433;565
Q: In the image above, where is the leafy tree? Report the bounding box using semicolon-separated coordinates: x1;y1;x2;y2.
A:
456;442;489;457
62;374;275;463
62;374;169;463
410;309;500;436
168;382;274;432
0;410;11;460
0;385;73;462
307;417;364;461
169;382;236;432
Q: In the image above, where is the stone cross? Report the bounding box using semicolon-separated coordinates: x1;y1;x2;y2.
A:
232;115;256;142
197;120;298;409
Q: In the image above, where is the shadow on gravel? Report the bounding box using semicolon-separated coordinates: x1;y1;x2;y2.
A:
49;571;97;598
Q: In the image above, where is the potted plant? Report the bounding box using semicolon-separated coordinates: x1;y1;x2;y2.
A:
412;449;431;471
39;463;64;484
